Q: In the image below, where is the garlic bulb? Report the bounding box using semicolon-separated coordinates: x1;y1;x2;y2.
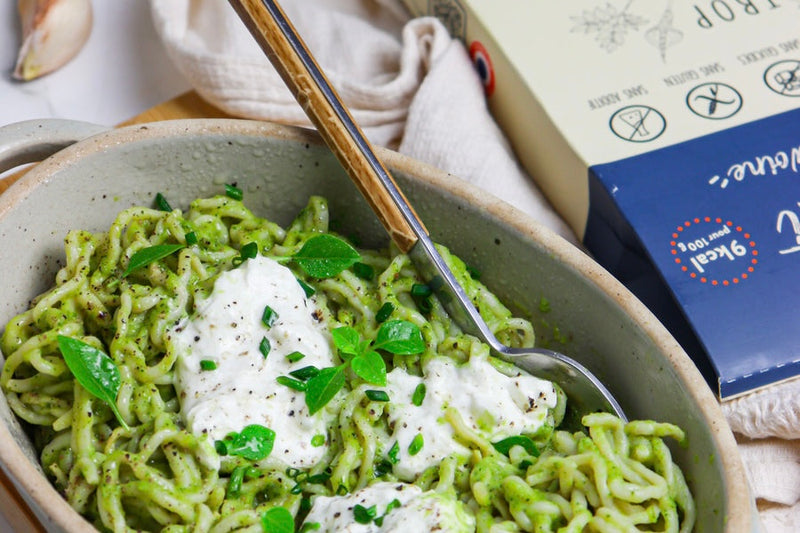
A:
13;0;93;81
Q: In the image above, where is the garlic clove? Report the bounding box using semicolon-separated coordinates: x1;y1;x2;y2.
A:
13;0;93;81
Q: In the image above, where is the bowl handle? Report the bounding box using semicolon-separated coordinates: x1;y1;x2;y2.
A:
0;119;110;174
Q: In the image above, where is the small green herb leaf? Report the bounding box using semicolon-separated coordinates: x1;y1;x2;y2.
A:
351;351;386;386
56;335;129;430
225;184;244;201
331;326;361;356
492;435;540;457
233;242;259;266
353;504;377;524
123;244;185;276
373;320;425;354
294;234;360;278
412;383;427;406
305;366;346;415
223;424;276;461
260;506;294;533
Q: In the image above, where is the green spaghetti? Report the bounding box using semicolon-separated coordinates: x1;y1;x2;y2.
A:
0;189;695;532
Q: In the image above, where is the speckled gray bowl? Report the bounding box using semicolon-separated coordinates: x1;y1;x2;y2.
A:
0;119;755;532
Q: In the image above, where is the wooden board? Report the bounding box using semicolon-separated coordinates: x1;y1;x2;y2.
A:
0;90;232;531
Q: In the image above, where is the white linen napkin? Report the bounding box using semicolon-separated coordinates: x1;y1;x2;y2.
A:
148;0;575;242
149;0;797;530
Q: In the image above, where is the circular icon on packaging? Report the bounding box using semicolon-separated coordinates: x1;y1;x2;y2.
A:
609;105;666;142
469;41;495;97
764;59;800;97
686;82;742;119
669;217;758;286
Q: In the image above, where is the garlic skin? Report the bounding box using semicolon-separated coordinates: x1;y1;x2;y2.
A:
13;0;93;81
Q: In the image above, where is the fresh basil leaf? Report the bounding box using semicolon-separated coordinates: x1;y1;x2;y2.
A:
350;351;386;386
373;320;425;354
123;244;185;277
293;234;360;278
260;506;294;533
331;326;360;356
305;365;346;415
492;435;540;457
56;335;129;430
223;424;276;461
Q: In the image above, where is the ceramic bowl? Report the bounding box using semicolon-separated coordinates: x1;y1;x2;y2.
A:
0;119;753;531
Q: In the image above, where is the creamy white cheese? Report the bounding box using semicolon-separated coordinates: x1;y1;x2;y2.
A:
171;255;337;468
385;353;557;479
301;481;475;532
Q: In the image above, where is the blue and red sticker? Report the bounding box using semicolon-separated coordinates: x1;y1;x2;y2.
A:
469;41;495;97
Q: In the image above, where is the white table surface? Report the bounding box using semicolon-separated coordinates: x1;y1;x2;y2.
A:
0;2;190;530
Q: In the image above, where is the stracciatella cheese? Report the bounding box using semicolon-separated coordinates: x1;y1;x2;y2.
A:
171;255;337;469
385;353;557;479
301;481;475;532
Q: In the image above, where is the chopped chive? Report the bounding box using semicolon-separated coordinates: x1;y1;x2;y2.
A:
387;441;399;464
353;262;374;280
155;192;172;212
375;302;394;323
225;184;243;200
410;283;432;297
299;521;319;532
365;390;390;402
311;434;325;447
408;433;424;456
297;278;316;297
200;359;217;371
374;458;393;477
307;470;332;484
262;305;278;328
353;504;377;524
185;231;198;245
259;337;271;359
336;484;348;496
287;351;305;363
227;465;246;496
233;242;258;266
415;295;432;314
375;498;402;526
214;440;228;456
412;383;426;406
277;376;307;391
466;264;482;280
289;365;320;381
290;483;304;495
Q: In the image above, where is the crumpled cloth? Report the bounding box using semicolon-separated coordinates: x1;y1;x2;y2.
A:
149;0;798;530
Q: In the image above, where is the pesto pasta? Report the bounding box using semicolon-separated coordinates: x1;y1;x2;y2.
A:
0;189;695;532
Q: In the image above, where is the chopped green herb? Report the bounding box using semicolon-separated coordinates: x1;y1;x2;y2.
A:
287;350;305;363
299;521;320;532
185;231;198;245
336;484;349;496
365;389;390;402
227;465;246;496
261;305;278;328
387;441;400;464
353;504;377;524
289;365;320;381
200;359;217;371
225;183;243;200
374;458;393;477
233;242;258;266
492;435;540;457
276;375;307;392
374;498;402;526
412;383;426;406
307;471;332;484
410;283;432;297
154;192;172;212
408;433;424;456
214;440;227;456
539;297;551;313
466;264;482;280
296;278;316;297
259;337;271;359
311;434;326;447
123;244;185;277
260;506;294;533
353;261;374;280
375;302;394;323
56;335;129;431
